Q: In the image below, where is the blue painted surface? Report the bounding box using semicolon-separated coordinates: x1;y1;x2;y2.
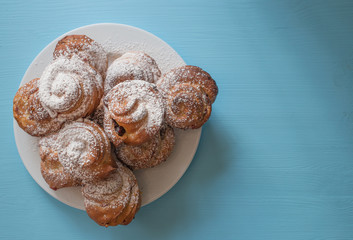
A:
1;0;353;239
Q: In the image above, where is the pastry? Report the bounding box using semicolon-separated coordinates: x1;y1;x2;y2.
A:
13;32;220;227
53;35;108;78
156;65;218;129
13;78;64;136
104;52;161;94
39;133;81;190
116;124;175;169
38;56;103;121
103;80;165;146
39;120;116;183
82;161;141;227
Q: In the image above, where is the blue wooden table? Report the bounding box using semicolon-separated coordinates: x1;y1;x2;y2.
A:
1;0;353;239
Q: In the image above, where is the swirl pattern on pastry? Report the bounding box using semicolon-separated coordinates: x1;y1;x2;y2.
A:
39;133;81;190
156;65;218;129
82;161;141;227
104;52;161;94
116;124;175;169
41;120;116;182
103;80;165;146
13;78;64;136
38;56;103;121
53;35;108;78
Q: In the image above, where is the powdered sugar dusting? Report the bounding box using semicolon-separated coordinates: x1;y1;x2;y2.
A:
102;38;184;75
40;121;112;182
156;65;218;103
54;35;108;78
104;80;164;145
38;56;103;120
156;65;218;129
82;160;140;227
13;78;64;136
84;171;123;198
82;163;133;207
84;40;108;77
116;124;175;169
107;80;164;128
104;52;161;94
39;133;80;189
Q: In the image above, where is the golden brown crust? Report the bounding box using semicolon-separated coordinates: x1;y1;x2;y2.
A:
116;124;175;169
156;65;218;129
119;174;142;225
13;78;63;137
53;35;108;78
121;188;142;225
39;133;81;190
82;161;141;227
103;80;165;146
54;35;94;57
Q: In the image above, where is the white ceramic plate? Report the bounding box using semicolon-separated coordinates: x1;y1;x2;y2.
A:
14;23;201;210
